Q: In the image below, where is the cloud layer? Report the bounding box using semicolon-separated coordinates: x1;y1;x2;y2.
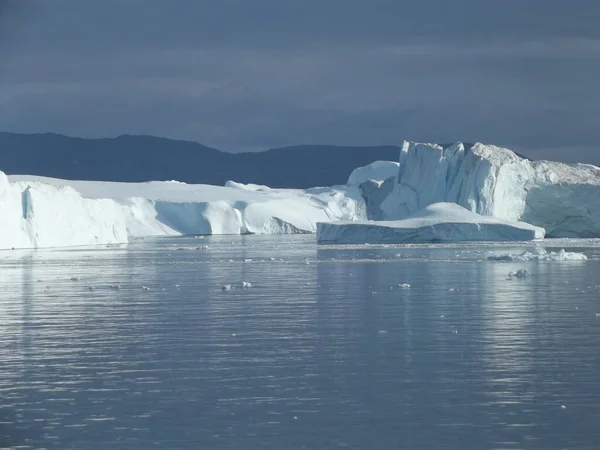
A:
1;0;599;163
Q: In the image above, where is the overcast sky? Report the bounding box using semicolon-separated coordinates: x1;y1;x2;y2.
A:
1;0;599;162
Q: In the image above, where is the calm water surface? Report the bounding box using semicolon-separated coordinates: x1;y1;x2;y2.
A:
1;236;600;450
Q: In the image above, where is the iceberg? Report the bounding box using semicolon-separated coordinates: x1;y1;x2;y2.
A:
376;141;600;237
0;171;127;249
4;172;366;249
317;202;545;244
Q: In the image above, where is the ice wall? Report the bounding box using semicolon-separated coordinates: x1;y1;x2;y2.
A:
4;174;367;249
0;171;128;249
379;141;600;237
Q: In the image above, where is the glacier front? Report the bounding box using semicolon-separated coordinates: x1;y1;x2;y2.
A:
317;202;545;244
375;141;600;237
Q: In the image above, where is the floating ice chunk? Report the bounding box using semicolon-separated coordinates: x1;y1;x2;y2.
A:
109;284;121;290
488;248;587;261
398;283;411;289
318;203;545;244
196;245;209;250
141;285;150;291
509;269;530;278
221;284;232;291
378;330;388;335
448;288;458;292
242;281;252;288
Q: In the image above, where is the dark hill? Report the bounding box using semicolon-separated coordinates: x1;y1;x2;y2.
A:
0;132;401;188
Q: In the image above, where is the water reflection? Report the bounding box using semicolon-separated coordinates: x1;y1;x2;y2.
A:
0;237;599;449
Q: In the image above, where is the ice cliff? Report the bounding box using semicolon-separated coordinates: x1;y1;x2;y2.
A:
376;141;600;237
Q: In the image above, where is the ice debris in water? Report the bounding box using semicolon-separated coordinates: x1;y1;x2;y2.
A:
109;284;121;290
221;284;232;291
141;285;151;291
242;281;252;288
509;269;530;279
488;248;587;261
398;283;411;289
448;288;458;292
196;245;209;250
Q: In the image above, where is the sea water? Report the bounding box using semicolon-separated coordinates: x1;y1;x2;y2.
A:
1;236;600;449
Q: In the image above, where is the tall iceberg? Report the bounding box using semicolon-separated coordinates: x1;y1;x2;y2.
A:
376;141;600;237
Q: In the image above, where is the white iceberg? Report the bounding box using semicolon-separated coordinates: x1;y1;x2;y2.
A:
3;172;366;249
375;141;600;237
317;202;545;244
488;248;588;261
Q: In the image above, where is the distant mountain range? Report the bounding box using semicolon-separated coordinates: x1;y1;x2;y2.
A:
0;132;401;188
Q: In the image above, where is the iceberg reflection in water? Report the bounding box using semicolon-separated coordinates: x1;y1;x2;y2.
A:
1;235;600;449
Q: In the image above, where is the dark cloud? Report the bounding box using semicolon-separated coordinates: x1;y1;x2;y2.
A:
1;0;599;164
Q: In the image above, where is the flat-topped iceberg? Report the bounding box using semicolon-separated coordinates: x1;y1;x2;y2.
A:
3;173;366;249
317;202;545;244
374;141;600;237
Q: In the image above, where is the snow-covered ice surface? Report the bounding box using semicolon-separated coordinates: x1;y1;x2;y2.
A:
347;160;400;185
317;202;545;244
5;173;366;249
376;141;600;237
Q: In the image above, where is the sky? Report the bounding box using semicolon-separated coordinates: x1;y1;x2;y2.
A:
1;0;599;163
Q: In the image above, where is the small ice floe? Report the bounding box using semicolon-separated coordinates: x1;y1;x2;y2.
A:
141;285;150;291
488;248;587;262
596;313;600;317
245;259;253;262
70;276;80;282
221;284;232;291
109;284;121;290
448;288;458;292
452;329;458;334
440;315;445;318
270;257;277;261
195;235;204;239
371;291;378;295
305;259;310;265
398;283;411;289
378;330;388;335
175;284;180;288
509;269;530;279
242;281;252;288
560;405;567;410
